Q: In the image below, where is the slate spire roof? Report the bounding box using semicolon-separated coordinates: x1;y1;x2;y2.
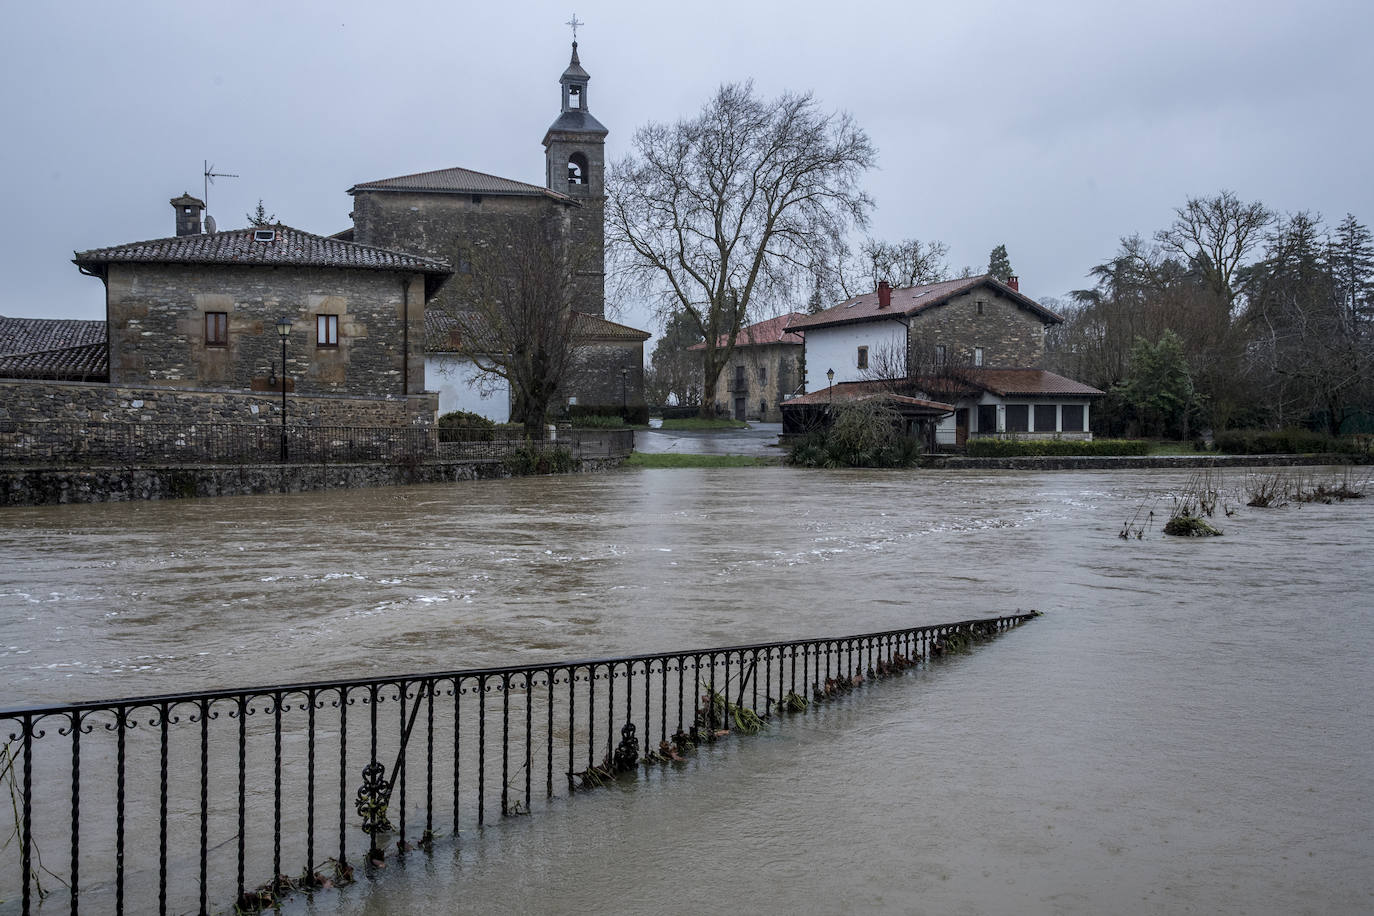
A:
348;166;575;203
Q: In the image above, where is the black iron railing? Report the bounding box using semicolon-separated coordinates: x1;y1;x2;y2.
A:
0;613;1036;915
0;422;634;467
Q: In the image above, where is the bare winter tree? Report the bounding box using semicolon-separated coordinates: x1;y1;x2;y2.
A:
443;217;590;437
1155;190;1272;315
830;237;950;300
607;81;876;417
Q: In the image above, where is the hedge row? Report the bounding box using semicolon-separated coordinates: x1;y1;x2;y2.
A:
1211;428;1361;455
568;403;650;425
965;438;1151;457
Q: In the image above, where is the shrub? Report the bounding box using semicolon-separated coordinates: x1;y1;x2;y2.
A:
503;446;575;476
660;406;705;420
1212;427;1356;455
437;410;498;442
567;404;650;426
569;414;628;429
786;400;922;469
964;438;1150;458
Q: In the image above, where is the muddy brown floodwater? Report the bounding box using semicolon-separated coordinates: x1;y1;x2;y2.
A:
2;466;1372;914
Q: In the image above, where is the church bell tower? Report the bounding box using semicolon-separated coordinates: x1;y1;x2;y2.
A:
543;39;609;314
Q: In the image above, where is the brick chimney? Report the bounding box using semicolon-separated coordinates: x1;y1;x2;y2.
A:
878;279;891;309
1007;275;1019;292
170;192;206;237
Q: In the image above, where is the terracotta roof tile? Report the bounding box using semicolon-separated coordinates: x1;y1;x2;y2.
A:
0;316;105;356
786;275;1063;332
924;368;1104;398
782;379;953;413
0;341;107;381
73;225;453;277
688;312;806;351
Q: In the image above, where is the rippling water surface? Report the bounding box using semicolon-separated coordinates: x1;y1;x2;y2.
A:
2;466;1371;914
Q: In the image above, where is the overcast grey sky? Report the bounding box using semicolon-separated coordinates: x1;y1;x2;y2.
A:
3;0;1370;338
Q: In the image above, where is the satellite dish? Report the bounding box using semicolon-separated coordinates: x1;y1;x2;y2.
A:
204;214;217;234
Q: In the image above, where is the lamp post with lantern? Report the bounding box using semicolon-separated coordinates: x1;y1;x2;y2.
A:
275;316;292;462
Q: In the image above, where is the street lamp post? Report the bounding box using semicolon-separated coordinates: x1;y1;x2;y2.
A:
621;367;630;414
826;368;835;411
276;316;292;462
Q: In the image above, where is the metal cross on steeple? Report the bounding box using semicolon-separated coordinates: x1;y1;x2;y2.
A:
565;13;583;41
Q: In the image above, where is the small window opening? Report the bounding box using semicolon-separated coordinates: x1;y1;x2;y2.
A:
760;400;767;414
974;347;984;367
857;346;869;369
935;344;946;366
205;312;228;347
568;152;589;186
254;229;276;242
470;194;483;205
317;314;339;348
976;299;985;315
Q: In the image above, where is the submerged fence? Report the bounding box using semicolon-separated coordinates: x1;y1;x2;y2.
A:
1;613;1036;915
0;422;633;467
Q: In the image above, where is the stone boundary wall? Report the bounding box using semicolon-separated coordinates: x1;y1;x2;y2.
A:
0;379;436;427
927;454;1362;471
0;456;625;507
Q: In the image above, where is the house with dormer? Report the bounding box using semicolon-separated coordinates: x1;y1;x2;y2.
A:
783;275;1103;446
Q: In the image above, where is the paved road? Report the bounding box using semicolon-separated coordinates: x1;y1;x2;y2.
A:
634;421;784;456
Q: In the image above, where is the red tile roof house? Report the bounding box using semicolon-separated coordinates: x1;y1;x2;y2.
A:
687;312;806;422
783;275;1103;448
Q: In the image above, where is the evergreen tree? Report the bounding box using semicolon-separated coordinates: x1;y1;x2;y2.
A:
246;200;276;227
1119;330;1197;438
987;244;1013;282
1329;213;1374;323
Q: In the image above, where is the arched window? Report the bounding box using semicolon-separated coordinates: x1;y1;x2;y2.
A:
567;152;589;185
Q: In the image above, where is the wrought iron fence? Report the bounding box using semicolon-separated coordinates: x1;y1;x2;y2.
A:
0;422;634;467
0;613;1036;915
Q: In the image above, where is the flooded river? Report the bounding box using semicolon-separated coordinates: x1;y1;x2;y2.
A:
2;467;1372;913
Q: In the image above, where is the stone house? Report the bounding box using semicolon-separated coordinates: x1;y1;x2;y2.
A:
0;196;455;429
784;275;1102;445
689;313;805;422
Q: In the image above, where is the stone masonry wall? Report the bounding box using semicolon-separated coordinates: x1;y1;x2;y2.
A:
106;263;427;397
566;340;645;409
908;288;1049;367
351;190;605;317
0;454;626;507
715;343;803;421
0;379;436;427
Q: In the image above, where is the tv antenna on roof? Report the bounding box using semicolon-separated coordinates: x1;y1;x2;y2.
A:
203;159;238;213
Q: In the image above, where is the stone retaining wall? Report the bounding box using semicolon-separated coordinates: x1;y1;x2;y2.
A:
0;456;625;507
927;454;1360;470
0;379;436;427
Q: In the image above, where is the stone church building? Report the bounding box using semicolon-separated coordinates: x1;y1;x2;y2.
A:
337;41;648;422
1;42;645;430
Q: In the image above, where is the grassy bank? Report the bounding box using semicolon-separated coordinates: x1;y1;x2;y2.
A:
625;452;773;468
